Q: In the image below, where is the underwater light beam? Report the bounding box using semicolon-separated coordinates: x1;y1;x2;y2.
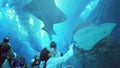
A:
79;0;100;20
6;8;16;20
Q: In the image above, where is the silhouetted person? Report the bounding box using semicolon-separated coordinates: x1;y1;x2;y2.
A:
0;36;15;67
39;48;50;68
12;56;28;68
31;55;40;68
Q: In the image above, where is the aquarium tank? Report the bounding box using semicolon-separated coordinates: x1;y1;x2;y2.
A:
0;0;120;68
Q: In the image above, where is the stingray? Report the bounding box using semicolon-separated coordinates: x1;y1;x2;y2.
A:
23;0;67;37
72;23;116;51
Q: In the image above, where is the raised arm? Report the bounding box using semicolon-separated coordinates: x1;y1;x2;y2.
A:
47;43;74;65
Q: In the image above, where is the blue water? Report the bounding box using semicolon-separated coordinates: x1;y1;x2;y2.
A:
0;0;120;67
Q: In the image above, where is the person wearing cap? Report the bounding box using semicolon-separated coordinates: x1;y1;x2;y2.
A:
0;36;15;67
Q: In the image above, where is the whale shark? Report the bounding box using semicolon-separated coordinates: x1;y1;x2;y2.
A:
23;0;67;38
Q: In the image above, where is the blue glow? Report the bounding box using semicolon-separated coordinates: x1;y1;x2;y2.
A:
16;16;19;21
17;22;28;37
6;9;16;20
8;9;12;14
1;0;118;67
40;21;44;28
12;9;15;14
0;1;2;7
0;12;1;14
17;23;21;29
40;30;50;48
0;12;1;16
80;0;100;20
29;18;34;25
9;15;13;19
6;4;9;7
40;21;45;38
40;30;45;38
55;0;60;7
